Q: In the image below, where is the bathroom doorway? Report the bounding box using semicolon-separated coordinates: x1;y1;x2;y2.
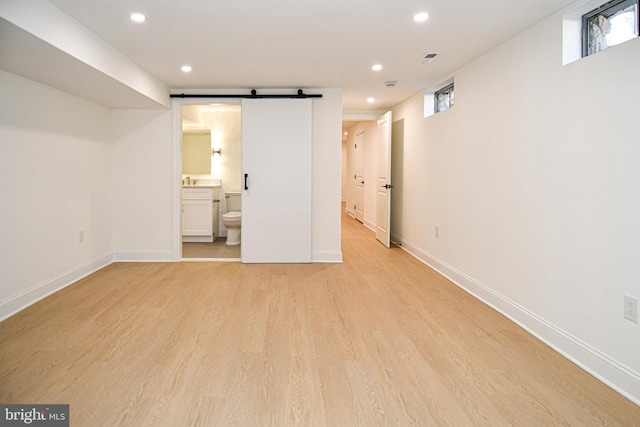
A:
180;103;242;261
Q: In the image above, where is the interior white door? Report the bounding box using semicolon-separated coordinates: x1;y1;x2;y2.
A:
241;98;312;263
376;111;392;247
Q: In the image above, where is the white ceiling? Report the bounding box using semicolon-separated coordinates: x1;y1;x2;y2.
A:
28;0;576;111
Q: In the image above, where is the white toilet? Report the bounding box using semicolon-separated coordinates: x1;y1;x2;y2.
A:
222;192;241;245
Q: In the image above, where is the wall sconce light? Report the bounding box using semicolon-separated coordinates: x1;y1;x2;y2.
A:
213;148;222;156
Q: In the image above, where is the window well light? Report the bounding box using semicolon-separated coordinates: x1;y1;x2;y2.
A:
130;13;146;23
181;65;192;72
372;64;382;71
414;12;429;22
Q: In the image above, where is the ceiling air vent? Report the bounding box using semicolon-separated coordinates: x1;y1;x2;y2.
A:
417;52;441;64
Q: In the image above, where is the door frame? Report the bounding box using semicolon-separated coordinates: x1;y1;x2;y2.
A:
341;111;393;247
171;97;241;261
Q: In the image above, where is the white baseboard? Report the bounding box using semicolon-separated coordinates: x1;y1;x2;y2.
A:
398;238;640;406
0;252;113;322
113;250;175;262
312;250;343;263
390;232;401;246
115;249;341;263
364;219;376;232
182;235;213;243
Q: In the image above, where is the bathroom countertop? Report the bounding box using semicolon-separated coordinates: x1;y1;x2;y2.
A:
182;178;222;188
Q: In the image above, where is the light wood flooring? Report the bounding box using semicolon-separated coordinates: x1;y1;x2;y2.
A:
1;210;639;426
182;238;241;260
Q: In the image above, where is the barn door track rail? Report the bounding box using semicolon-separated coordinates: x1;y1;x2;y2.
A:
170;89;323;99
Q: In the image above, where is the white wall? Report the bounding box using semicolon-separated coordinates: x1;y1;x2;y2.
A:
112;109;174;261
309;89;343;262
212;111;242;193
0;70;114;320
391;10;640;403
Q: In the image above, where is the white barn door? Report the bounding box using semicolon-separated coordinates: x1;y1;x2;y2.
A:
241;98;312;263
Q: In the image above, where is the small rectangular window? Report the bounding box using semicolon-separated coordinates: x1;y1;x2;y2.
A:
434;83;454;113
583;0;639;57
424;78;454;118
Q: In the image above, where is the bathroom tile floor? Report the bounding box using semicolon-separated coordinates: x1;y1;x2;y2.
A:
182;238;241;260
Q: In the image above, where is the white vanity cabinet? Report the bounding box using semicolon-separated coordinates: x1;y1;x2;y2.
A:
182;186;220;242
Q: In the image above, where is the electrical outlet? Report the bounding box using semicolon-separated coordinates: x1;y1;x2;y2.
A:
78;229;84;243
624;295;638;323
435;225;440;238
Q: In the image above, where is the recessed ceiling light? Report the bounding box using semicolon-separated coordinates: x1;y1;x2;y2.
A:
130;13;146;23
181;65;192;72
367;97;375;103
414;12;429;22
372;64;382;71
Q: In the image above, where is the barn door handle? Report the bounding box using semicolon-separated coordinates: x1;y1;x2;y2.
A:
244;173;249;190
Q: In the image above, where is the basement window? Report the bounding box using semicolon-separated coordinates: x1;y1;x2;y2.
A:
424;78;455;118
583;0;639;57
435;83;455;113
